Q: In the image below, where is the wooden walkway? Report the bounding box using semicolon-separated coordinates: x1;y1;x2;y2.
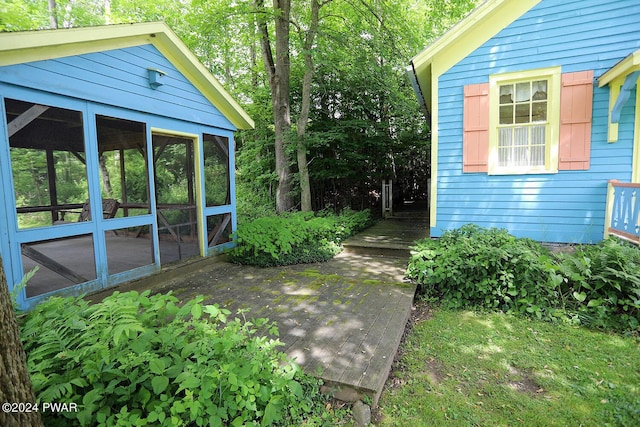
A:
91;201;429;406
342;200;430;257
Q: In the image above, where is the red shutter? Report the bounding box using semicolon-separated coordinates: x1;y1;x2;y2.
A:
559;70;593;170
463;83;490;172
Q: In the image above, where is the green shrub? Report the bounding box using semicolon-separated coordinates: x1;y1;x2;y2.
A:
329;209;374;241
554;237;640;333
229;209;373;267
21;291;331;426
406;224;559;319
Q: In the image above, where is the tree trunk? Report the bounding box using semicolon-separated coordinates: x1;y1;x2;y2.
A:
47;0;58;29
296;0;322;212
99;154;112;197
255;0;294;212
0;260;44;427
256;0;295;213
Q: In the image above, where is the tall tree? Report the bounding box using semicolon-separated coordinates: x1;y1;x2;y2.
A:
256;0;295;212
0;0;481;213
293;0;325;211
0;261;44;427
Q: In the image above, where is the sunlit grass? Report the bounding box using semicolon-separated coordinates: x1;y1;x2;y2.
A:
376;308;640;426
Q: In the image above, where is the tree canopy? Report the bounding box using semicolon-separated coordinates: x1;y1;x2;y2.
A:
0;0;481;215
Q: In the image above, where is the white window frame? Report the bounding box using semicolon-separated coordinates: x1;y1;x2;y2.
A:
488;66;561;175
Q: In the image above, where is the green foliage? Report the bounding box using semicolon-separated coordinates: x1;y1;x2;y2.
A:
21;291;332;426
229;210;373;267
0;0;48;31
554;237;640;333
406;224;559;319
1;0;471;214
10;267;38;310
406;225;640;334
235;180;277;224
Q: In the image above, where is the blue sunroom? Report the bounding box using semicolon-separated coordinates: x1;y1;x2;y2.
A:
0;23;253;310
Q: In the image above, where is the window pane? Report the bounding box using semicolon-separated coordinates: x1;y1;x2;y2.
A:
532;81;547;100
498;128;512;147
5;99;89;228
499;85;513;104
515;103;530;124
532;101;547;122
500;105;513;124
514;127;528;166
498;128;512;167
516;82;530;102
531;125;546;166
514;127;528;146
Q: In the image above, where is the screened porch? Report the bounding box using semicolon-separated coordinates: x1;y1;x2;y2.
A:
5;97;234;304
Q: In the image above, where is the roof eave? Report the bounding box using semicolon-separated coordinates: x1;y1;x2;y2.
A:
408;0;541;113
598;49;640;87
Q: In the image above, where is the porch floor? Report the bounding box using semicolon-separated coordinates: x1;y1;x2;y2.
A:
22;233;198;297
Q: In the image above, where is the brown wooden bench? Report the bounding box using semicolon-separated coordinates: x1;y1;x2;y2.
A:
58;198;120;222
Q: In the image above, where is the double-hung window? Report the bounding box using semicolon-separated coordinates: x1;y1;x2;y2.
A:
488;67;561;174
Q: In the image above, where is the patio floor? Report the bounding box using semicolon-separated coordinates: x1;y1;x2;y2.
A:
90;201;429;406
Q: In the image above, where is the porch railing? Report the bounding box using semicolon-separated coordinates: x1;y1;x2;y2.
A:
605;180;640;244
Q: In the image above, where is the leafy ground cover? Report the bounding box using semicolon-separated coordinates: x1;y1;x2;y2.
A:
229;209;373;267
375;305;640;426
406;225;640;333
20;291;349;426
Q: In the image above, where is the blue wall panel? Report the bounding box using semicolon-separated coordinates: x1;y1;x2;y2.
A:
0;43;240;309
0;44;235;131
434;0;640;243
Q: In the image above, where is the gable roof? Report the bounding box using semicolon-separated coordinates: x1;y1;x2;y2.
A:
407;0;541;117
0;22;254;130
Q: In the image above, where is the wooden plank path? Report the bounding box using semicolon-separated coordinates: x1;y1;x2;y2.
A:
91;201;429;406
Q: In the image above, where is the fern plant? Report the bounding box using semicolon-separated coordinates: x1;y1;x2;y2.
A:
555;237;640;332
21;291;331;426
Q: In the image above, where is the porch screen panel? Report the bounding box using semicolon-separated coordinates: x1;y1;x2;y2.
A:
21;235;97;297
203;134;230;207
153;134;199;263
206;213;232;248
5;98;89;228
96;115;150;219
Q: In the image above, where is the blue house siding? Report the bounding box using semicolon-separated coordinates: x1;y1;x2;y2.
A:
0;83;238;309
434;0;640;243
0;44;235;131
0;25;250;310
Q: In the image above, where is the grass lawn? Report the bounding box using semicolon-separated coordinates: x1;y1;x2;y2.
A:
374;304;640;426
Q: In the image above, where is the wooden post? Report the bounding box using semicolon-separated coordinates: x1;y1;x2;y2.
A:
604;180;617;239
119;148;128;217
186;139;195;241
46;149;58;223
382;180;393;218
